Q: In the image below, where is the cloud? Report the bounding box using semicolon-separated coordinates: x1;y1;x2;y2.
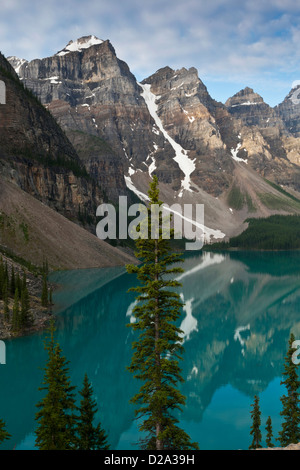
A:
0;0;300;105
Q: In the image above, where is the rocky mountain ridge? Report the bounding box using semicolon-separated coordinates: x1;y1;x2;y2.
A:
6;35;300;241
0;51;135;269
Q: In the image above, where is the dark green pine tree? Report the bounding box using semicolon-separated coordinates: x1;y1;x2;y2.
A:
76;373;109;450
35;319;77;450
0;419;10;445
41;274;48;308
16;272;22;296
265;416;274;448
12;288;20;332
3;282;9;322
10;265;15;296
49;287;53;307
0;257;4;301
278;332;300;447
20;283;31;329
249;395;262;449
126;175;198;451
4;263;8;295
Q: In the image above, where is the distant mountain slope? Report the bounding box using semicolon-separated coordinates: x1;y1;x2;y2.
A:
0;176;135;269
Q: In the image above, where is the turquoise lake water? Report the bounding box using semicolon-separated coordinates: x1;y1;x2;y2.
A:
0;250;300;450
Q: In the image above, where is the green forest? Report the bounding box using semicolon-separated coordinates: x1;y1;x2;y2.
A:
208;214;300;250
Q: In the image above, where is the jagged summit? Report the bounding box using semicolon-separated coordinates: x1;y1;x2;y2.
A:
6;56;27;75
225;87;265;108
56;35;104;56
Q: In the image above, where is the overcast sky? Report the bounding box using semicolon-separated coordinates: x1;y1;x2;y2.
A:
1;0;300;106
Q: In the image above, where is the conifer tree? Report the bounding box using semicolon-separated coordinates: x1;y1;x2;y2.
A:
265;416;274;448
20;284;31;328
3;283;9;322
10;266;15;296
76;373;109;450
35;319;77;450
278;332;300;446
41;274;48;308
12;288;20;332
249;395;262;449
49;287;53;307
4;263;8;293
0;418;10;445
16;272;22;296
126;175;198;450
22;271;27;291
0;258;4;301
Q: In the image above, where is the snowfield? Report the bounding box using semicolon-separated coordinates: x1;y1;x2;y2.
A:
139;82;196;197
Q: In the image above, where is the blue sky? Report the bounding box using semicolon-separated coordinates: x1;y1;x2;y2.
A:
1;0;300;106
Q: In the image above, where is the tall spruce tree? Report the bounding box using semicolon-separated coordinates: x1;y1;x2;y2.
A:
249;395;262;449
76;373;109;450
10;265;15;296
126;175;198;450
19;272;31;329
3;283;9;322
278;333;300;446
265;416;274;448
35;319;77;450
41;274;48;308
0;257;4;301
12;288;20;332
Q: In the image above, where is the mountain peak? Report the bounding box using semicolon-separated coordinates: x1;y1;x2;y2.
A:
56;35;104;56
6;56;27;75
225;87;265;108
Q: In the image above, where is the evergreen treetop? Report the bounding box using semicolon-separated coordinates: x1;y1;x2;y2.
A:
35;319;77;450
249;395;262;449
76;373;109;450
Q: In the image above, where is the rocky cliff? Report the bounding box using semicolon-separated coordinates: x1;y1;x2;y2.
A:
225;86;300;189
0;51;136;269
7;36;300;241
0;51;106;227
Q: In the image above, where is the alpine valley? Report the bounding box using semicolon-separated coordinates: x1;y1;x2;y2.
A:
3;34;300;252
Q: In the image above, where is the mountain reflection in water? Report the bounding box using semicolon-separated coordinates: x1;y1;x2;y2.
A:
0;251;299;450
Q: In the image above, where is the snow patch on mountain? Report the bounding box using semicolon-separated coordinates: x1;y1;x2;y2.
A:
139;82;196;197
56;35;104;56
230;101;262;108
124;175;149;202
289;86;300;106
7;56;27;75
231;140;248;164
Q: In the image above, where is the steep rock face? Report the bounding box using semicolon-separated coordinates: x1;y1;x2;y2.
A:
225;87;285;136
141;66;233;197
275;86;300;168
225;87;300;190
277;85;300;137
0;52;103;227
